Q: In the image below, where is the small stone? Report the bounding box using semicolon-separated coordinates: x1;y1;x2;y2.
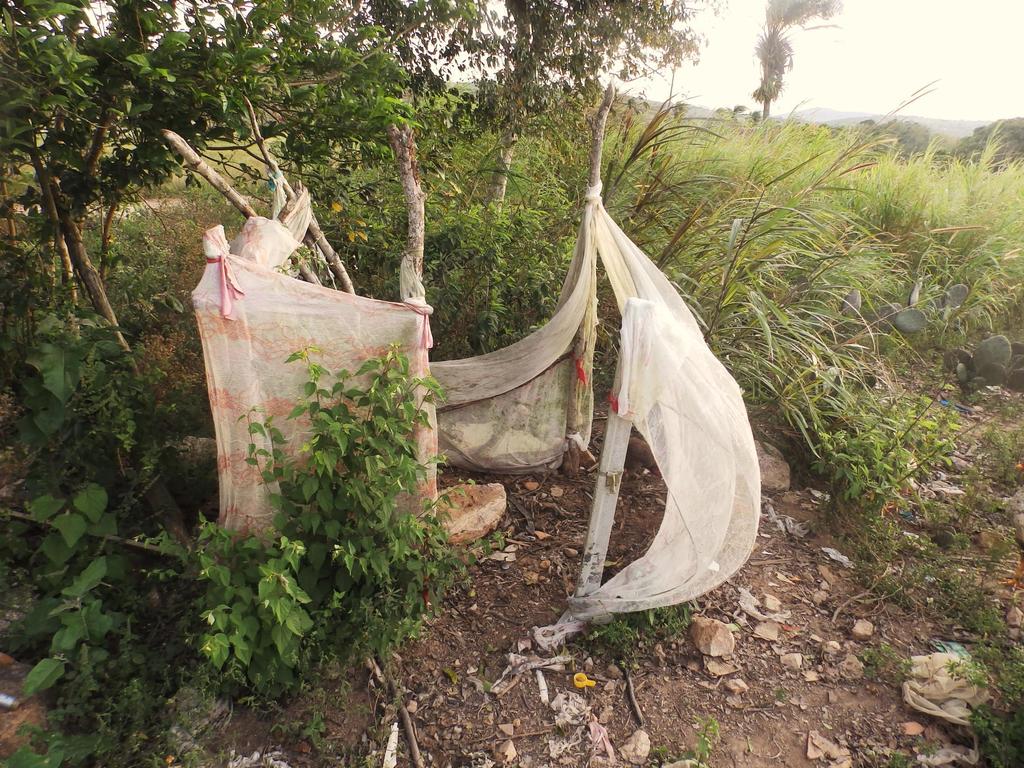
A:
549;486;565;498
753;621;780;642
850;619;874;640
605;663;623;680
495;739;517;764
498;723;515;737
756;440;791;493
690;616;736;657
781;653;803;670
564;547;579;558
902;721;925;736
598;705;614;724
725;678;749;694
405;700;417;714
763;594;782;612
839;654;864;679
618;729;651;765
811;590;829;605
705;658;739;677
803;671;820;682
583;657;594;672
1007;606;1023;629
523;481;540;491
822;640;842;655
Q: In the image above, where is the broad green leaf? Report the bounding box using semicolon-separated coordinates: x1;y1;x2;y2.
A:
62;557;107;598
72;485;107;523
29;494;64;521
53;513;87;548
23;658;65;695
40;533;72;565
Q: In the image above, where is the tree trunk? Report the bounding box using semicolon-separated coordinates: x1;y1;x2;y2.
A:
386;124;425;301
761;98;771;121
59;210;131;351
29;150;78;304
485;130;518;206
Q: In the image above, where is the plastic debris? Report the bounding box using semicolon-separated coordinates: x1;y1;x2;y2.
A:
382;721;399;768
902;652;990;726
227;751;292;768
573;672;596;689
588;715;615;760
737;586;792;622
820;547;854;569
763;498;809;538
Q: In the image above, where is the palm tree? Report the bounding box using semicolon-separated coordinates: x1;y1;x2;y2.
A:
753;0;842;120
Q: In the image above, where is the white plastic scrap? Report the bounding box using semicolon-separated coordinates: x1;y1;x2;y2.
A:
763;498;809;538
916;746;980;766
490;653;570;696
227;750;292;768
535;669;549;704
532;619;587;651
902;652;990;727
588;715;615;760
737;586;791;622
382;720;400;768
820;547;854;569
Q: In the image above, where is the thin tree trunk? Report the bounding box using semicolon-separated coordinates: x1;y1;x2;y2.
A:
485;130;518;206
59;209;131;351
761;98;771;121
100;200;117;280
563;83;615;477
386;124;425;301
29;150;78;305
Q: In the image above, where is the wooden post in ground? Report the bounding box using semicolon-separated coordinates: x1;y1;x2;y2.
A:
574;397;632;604
563;83;615;476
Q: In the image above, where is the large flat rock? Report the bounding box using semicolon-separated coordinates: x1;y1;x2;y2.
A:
443;483;507;544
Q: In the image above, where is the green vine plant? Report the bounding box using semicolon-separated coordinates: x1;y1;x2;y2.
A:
195;346;461;696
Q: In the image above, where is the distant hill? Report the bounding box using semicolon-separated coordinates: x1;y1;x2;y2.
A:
787;108;989;138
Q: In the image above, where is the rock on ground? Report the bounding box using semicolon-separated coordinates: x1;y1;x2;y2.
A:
690;616;735;657
618;729;651;765
443;483;507;544
755;440;791;493
851;619;874;640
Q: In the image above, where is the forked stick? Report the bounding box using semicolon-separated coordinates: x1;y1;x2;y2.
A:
161;129;320;285
244;98;356;294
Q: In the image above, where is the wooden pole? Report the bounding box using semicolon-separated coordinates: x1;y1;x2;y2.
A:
563;83;615;476
574;403;631;601
386;124;426;301
243;99;356;293
161;130;321;285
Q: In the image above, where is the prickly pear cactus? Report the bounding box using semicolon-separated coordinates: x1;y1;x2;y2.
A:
974;335;1012;371
893;308;927;334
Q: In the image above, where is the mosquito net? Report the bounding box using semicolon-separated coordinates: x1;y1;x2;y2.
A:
193;185;759;619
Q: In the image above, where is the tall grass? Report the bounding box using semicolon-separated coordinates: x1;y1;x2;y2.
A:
588;109;1024;449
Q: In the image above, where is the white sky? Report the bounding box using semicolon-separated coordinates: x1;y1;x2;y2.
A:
632;0;1024;121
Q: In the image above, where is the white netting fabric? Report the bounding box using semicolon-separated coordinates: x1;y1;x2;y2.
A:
193;187;759;617
193;224;435;533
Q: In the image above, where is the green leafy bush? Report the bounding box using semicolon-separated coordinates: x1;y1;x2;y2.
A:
196;347;460;696
814;394;957;515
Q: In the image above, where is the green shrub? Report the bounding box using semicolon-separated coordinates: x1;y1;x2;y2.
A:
196;347;461;696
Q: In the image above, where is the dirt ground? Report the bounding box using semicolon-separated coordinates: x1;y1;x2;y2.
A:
209;386;1024;768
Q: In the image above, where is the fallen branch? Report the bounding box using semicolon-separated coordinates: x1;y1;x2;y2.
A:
3;508;177;557
244;98;356;293
161;129;321;285
624;667;645;726
368;657;424;768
